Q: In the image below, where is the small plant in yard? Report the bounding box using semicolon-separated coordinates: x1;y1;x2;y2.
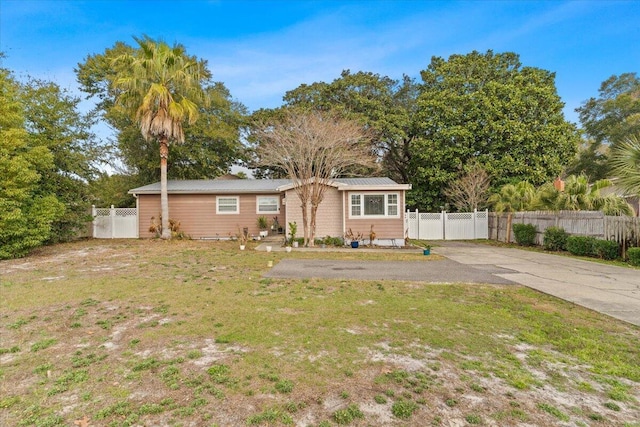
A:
333;404;364;424
628;247;640;266
465;414;482;424
543;226;568;251
537;402;569;421
288;221;297;245
593;239;619;260
275;379;294;394
604;401;621;411
392;399;418;419
374;394;387;404
512;223;537;246
566;235;597;257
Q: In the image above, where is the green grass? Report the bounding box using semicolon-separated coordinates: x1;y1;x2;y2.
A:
1;239;638;426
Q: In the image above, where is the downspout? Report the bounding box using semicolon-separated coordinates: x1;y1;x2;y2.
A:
342;191;346;239
134;193;139;238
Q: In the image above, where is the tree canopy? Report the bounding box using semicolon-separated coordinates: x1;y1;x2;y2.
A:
0;67;85;258
568;73;640;180
76;39;246;186
111;36;211;239
282;70;418;183
409;50;579;211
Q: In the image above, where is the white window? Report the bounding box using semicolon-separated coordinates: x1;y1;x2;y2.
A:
349;193;400;218
216;196;239;214
256;196;279;214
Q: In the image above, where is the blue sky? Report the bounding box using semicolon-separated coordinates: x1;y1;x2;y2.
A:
1;0;639;126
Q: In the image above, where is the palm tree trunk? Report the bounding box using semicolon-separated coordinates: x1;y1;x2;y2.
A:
160;136;171;240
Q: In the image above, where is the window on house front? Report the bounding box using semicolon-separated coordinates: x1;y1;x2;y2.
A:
350;193;400;218
256;196;279;214
217;196;239;214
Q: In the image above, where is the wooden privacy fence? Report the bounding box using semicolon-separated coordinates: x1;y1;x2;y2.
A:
406;209;488;240
92;205;138;239
489;210;640;254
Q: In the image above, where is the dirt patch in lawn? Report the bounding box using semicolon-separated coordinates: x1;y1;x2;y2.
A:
1;240;639;426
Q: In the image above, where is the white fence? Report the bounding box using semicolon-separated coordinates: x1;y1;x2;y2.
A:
405;209;488;240
92;205;138;239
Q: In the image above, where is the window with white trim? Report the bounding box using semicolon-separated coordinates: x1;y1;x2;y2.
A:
256;196;279;214
216;196;239;214
349;193;400;218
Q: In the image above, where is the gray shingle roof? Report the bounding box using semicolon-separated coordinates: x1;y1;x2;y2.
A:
129;177;407;194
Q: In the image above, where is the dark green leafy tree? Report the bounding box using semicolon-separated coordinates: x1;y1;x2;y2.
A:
569;73;640;180
281;70;419;183
20;78;101;242
0;67;64;258
410;50;579;210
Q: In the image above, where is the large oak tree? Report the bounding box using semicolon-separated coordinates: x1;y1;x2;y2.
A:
410;50;579;211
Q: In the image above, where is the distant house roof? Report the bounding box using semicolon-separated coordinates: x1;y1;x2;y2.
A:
129;177;411;195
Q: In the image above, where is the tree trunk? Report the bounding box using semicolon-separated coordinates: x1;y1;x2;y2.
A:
309;203;318;247
301;201;309;247
159;137;171;240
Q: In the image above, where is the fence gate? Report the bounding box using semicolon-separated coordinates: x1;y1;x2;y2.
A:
92;205;138;239
405;209;488;240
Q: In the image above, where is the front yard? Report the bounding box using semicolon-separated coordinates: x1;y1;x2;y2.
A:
1;239;638;426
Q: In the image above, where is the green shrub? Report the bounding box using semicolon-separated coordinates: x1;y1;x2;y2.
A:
627;247;640;266
543;227;568;251
512;223;537;246
593;239;619;260
566;236;597;257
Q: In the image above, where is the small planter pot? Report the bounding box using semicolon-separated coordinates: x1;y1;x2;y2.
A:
259;230;268;237
266;246;272;253
285;246;292;253
239;245;246;251
351;241;359;249
423;248;431;255
292;241;299;248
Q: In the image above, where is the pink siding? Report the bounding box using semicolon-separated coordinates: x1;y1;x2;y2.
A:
284;187;343;238
136;188;406;240
137;193;284;239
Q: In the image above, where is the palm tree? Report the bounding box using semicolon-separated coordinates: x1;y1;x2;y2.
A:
609;133;640;196
537;174;633;216
113;36;209;238
488;181;536;213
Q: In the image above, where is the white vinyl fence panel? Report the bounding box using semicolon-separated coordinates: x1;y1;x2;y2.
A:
405;209;488;240
93;205;138;239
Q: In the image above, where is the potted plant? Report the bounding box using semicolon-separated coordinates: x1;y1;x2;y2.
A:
288;221;298;247
236;226;248;250
345;228;363;248
422;244;431;256
257;216;269;237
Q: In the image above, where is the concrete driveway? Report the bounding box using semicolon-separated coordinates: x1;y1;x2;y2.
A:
263;242;640;326
435;242;640;326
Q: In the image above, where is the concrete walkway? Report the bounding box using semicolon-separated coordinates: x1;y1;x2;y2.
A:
434;242;640;326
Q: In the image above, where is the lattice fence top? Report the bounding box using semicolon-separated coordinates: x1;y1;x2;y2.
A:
447;212;473;220
115;208;137;217
93;207;138;217
419;213;442;220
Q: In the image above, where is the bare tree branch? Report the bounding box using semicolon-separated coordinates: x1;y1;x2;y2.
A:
253;110;376;245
